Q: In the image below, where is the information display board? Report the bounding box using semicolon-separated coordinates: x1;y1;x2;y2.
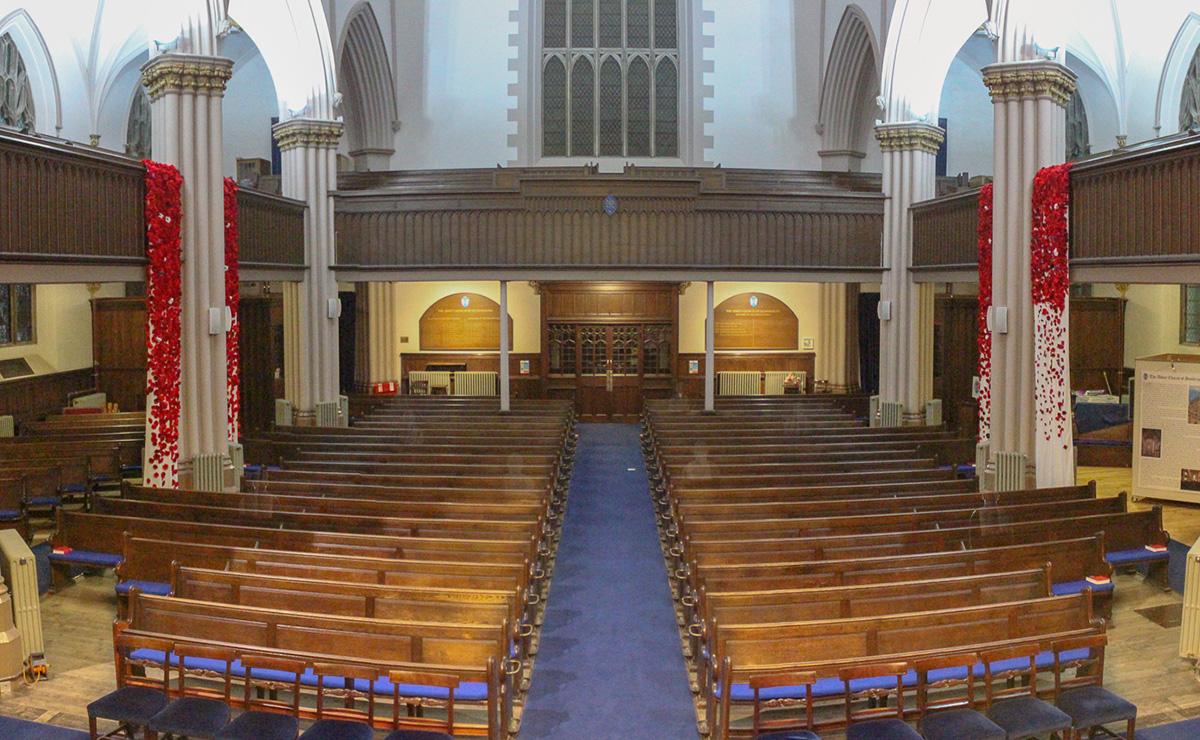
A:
713;292;798;350
419;293;514;351
1132;353;1200;504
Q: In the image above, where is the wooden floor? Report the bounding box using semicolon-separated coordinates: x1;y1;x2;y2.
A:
5;467;1200;738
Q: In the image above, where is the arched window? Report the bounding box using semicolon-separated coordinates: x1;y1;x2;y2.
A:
0;33;35;132
542;0;680;158
1065;89;1089;161
126;88;152;160
1181;44;1200;132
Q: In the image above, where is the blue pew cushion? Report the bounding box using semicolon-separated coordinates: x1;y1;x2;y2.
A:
381;731;454;740
49;550;121;567
845;719;922;740
147;696;231;739
986;697;1071;737
27;496;61;507
919;709;1005;740
1051;579;1115;596
752;732;822;740
60;484;88;494
0;510;21;520
1107;548;1169;565
298;719;375;740
214;711;298;740
87;686;170;725
1055;686;1137;727
115;580;172;596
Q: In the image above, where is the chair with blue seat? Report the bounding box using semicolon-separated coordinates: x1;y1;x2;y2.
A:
980;643;1072;740
1050;634;1136;740
214;652;304;740
145;644;236;740
88;634;173;740
746;671;821;740
296;661;380;740
913;652;1005;740
838;662;923;740
381;668;459;740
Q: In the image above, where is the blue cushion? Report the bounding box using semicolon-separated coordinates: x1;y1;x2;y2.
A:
753;732;821;740
919;709;1005;740
1107;548;1169;565
27;496;60;507
299;719;376;740
1055;686;1137;728
845;719;922;740
215;710;299;740
60;484;88;494
365;677;489;702
986;697;1071;739
147;696;232;739
0;510;21;520
381;731;454;740
49;551;121;567
87;686;169;725
1051;579;1115;595
115;580;172;596
92;474;117;482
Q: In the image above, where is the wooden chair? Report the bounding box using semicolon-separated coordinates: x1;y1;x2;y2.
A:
837;662;922;740
1051;634;1136;740
88;634;172;740
383;668;459;740
145;644;236;740
215;652;304;740
746;671;821;740
297;661;380;740
913;653;1005;740
980;644;1072;740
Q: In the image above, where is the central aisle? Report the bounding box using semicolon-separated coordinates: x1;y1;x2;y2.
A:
519;423;699;740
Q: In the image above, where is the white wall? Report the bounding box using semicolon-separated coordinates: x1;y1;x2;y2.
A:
223;48;280;179
0;283;125;374
938;55;993;178
1093;283;1200;367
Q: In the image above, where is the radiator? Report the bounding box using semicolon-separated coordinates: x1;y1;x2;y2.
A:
316;401;341;427
0;529;42;659
71;392;106;409
409;371;452;393
274;399;293;427
880;402;903;428
994;451;1026;492
764;371;806;395
339;396;350;427
0;416;12;437
227;443;244;486
869;395;880;427
718;371;761;396
193;453;226;492
1181;540;1200;658
925;399;943;426
454;372;497;397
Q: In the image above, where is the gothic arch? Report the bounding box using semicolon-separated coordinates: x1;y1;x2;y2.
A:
1156;13;1200;135
881;0;988;123
338;2;397;170
0;9;60;134
228;0;338;120
817;5;879;171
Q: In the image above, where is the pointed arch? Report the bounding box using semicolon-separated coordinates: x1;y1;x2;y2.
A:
570;56;595;156
543;55;568;156
0;9;60;134
229;0;338;120
818;5;879;171
338;2;397;170
1157;13;1200;135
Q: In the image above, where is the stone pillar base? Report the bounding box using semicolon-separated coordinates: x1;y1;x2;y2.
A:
901;411;926;427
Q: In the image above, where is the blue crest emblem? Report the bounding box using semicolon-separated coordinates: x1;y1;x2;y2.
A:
461;295;470;307
749;295;758;307
603;195;618;216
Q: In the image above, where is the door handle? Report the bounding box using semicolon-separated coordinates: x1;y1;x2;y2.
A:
606;366;613;391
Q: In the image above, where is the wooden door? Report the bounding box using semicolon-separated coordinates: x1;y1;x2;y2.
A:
91;297;147;412
577;325;642;422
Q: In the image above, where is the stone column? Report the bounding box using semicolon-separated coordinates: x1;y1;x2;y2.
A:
982;60;1076;486
704;281;715;412
817;283;850;392
875;122;943;424
143;52;234;490
273;119;344;425
500;281;511;412
366;282;398;387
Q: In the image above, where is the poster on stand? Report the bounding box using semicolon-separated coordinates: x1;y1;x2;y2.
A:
1133;354;1200;504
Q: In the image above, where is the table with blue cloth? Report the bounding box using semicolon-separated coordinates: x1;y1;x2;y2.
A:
1074;402;1129;435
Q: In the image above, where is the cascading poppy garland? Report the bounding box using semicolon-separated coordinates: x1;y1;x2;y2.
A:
224;177;240;441
143;160;183;486
976;183;993;445
1030;163;1073;447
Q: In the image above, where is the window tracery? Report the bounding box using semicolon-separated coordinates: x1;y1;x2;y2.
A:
1180;44;1200;132
0;33;36;132
126;88;152;160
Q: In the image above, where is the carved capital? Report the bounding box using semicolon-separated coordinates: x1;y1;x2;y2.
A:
981;61;1077;107
141;54;233;100
874;122;945;154
272;119;344;152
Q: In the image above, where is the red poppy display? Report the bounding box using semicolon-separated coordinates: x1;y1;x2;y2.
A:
977;183;993;444
225;177;240;441
1031;163;1072;446
143;160;183;486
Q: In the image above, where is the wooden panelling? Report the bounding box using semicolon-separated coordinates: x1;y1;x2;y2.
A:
91;297;147;413
418;293;514;351
540;281;679;321
1070;297;1126;393
0;130;144;264
933;296;981;437
398;352;543;398
238;296;277;436
0;368;95;433
335;167;885;270
911;188;981;269
676;352;816;398
237;189;306;267
1071;135;1200;266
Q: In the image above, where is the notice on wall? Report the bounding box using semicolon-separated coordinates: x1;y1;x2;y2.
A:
713;293;798;350
1133;354;1200;504
419;293;514;351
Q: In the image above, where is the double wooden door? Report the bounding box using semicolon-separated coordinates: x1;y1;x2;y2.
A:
576;325;642;422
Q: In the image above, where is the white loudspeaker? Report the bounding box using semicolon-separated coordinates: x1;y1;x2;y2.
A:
327;298;342;319
877;300;892;321
987;306;1009;334
208;307;224;335
224;306;233;332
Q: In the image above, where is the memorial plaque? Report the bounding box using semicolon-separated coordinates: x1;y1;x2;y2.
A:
713;292;798;350
419;293;514;351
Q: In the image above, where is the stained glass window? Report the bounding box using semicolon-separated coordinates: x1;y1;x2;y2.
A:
543;57;568;156
1066;89;1090;162
599;0;622;47
570;57;595;156
627;57;651;156
545;0;567;47
0;34;35;132
548;324;577;375
642;324;672;375
654;57;678;157
571;0;594;47
654;0;676;48
1183;285;1200;346
1180;44;1200;132
0;284;35;346
627;0;650;47
612;326;639;375
599;57;624;156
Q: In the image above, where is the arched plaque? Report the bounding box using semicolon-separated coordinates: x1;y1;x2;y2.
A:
714;292;798;350
419;293;515;351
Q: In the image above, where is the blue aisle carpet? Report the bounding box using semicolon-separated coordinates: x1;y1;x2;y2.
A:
519;423;699;740
0;716;88;740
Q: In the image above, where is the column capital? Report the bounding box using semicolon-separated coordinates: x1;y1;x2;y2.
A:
272;118;344;151
874;122;945;154
981;60;1077;106
141;53;233;101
